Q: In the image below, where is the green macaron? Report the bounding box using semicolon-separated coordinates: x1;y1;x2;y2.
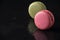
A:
28;1;47;18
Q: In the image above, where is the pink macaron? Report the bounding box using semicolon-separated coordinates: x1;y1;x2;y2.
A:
34;10;55;30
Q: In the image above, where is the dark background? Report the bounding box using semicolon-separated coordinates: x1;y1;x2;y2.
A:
0;0;60;40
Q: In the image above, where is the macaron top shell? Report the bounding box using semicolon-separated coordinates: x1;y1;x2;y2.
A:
34;10;54;30
28;1;47;18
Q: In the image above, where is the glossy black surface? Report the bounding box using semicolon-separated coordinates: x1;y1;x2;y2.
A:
0;0;60;40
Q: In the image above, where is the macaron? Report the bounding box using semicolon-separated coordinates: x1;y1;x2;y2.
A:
28;20;38;34
28;1;47;18
34;10;55;30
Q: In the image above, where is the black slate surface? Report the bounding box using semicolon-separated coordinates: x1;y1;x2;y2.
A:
0;0;60;40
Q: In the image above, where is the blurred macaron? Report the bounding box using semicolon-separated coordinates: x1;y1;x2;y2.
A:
28;1;47;18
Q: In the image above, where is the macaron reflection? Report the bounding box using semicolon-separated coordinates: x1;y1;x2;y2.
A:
28;19;38;34
33;30;48;40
